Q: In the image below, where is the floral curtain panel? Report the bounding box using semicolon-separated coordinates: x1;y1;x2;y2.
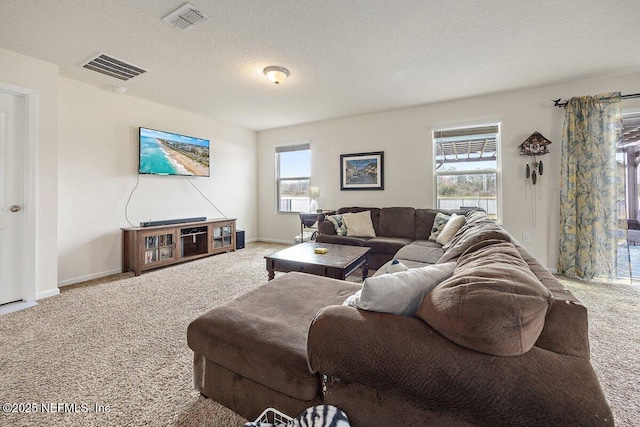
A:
558;92;622;280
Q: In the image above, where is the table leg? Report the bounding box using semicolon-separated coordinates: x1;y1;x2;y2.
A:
266;259;275;281
362;261;369;280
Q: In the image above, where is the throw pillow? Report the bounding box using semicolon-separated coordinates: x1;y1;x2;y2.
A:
343;211;376;238
345;263;456;317
326;215;347;236
428;212;451;241
416;240;553;356
342;292;360;307
435;213;466;246
385;259;409;274
245;404;350;427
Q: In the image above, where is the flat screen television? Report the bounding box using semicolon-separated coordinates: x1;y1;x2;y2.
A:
138;127;210;177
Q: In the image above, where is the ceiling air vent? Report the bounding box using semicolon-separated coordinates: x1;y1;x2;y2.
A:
162;3;209;32
82;53;147;81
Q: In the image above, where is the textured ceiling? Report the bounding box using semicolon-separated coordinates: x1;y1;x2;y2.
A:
1;0;639;131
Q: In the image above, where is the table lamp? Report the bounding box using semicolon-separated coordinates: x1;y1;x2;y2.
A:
309;187;320;213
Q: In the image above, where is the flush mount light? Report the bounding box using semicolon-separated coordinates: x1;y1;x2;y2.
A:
263;66;290;84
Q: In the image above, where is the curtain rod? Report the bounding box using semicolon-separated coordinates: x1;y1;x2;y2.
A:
553;93;640;108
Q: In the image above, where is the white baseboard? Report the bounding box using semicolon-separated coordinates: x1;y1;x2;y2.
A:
57;268;122;288
257;238;293;245
0;300;38;315
37;288;60;300
56;242;290;288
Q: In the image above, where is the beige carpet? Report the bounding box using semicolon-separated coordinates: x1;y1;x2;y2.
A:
556;277;640;427
0;242;638;426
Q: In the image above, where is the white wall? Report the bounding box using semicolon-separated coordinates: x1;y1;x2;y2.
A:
258;72;640;270
58;77;257;285
0;47;59;299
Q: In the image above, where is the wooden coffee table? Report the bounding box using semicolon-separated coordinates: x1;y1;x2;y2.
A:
265;242;370;281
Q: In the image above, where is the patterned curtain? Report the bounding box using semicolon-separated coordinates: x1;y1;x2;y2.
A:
558;92;622;280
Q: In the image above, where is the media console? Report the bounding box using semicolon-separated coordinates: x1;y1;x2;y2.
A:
121;218;236;276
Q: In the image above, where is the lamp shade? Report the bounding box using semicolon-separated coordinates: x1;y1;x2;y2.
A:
263;66;289;84
309;186;320;199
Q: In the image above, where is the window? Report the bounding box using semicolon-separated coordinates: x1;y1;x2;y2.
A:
618;112;640;222
615;111;640;280
433;123;501;220
276;143;311;213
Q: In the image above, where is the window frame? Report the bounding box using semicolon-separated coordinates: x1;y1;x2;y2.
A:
275;143;311;214
618;109;640;221
432;122;502;222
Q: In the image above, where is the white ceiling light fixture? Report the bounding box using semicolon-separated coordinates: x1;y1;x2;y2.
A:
263;66;290;84
113;86;128;94
162;3;210;32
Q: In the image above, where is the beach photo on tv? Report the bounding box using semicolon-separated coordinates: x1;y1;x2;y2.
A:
139;127;210;177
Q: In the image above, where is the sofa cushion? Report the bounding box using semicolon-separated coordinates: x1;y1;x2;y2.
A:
415;209;439;240
187;272;361;401
395;240;445;264
416;240;553;356
435;213;466;245
378;207;416;239
344;263;456;317
343;211;376;238
365;236;413;254
428;212;450;241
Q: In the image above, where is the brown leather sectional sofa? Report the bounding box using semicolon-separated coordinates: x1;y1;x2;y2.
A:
187;208;613;426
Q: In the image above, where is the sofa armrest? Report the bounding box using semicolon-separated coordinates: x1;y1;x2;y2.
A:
307;305;612;426
318;220;336;235
514;244;591;358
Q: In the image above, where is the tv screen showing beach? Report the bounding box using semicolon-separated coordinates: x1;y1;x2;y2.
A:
138;127;210;177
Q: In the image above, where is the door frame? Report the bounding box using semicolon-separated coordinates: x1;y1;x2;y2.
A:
0;82;38;302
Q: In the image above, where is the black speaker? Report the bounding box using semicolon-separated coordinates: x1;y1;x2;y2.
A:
236;230;245;249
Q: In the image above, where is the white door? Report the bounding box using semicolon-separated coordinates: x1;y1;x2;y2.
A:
0;90;25;305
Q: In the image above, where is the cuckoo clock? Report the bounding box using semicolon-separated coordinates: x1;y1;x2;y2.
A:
520;132;552;185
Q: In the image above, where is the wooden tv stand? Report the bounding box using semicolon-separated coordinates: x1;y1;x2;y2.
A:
121;218;236;276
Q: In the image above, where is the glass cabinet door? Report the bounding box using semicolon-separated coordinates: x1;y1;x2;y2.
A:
158;233;174;260
222;225;232;247
143;233;175;265
211;223;234;250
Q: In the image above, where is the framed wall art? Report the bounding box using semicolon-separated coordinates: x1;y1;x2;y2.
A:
340;151;384;190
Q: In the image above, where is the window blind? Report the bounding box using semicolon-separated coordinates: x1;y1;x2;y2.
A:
275;143;310;153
